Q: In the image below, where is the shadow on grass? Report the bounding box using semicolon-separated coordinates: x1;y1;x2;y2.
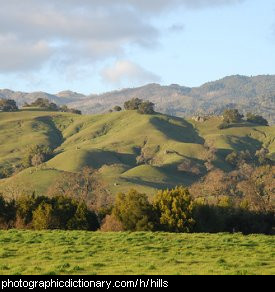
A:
150;115;205;144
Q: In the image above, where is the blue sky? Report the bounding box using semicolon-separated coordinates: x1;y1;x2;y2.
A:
0;0;274;94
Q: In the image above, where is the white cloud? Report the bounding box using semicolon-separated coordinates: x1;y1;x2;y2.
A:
101;60;161;85
0;0;245;73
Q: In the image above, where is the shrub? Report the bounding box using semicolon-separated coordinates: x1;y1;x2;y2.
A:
112;189;154;231
154;186;195;232
100;214;124;232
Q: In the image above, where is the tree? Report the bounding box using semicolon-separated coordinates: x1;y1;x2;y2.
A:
255;148;272;165
23;144;53;168
67;202;99;231
113;106;122;112
113;189;154;231
100;214;124;232
223;109;243;123
124;98;143;110
177;159;202;175
246;113;268;126
0;99;18;112
154;186;195;232
137;101;155;114
32;202;55;230
0;195;16;228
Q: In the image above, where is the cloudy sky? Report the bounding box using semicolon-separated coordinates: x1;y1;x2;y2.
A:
0;0;274;94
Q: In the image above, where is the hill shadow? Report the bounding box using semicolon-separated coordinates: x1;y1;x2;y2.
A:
150;116;204;144
35;116;64;148
227;135;262;153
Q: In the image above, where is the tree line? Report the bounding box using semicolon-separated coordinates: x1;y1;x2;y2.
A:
1;184;273;234
0;97;81;114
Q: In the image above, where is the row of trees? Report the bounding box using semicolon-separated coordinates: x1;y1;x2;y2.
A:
0;194;99;230
101;186;274;234
1;167;274;234
24;98;82;114
218;109;269;129
109;98;155;114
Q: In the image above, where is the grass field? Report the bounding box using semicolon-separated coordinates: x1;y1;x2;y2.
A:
0;110;274;196
0;230;274;275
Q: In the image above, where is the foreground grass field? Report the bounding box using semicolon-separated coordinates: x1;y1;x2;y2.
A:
0;230;274;275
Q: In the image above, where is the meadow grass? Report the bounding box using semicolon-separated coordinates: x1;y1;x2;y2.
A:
0;230;274;275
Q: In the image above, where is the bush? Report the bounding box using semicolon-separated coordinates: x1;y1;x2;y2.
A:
113;189;154;231
100;214;124;232
154;186;195;232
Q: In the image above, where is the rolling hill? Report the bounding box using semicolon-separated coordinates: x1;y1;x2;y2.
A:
0;109;274;197
1;75;275;124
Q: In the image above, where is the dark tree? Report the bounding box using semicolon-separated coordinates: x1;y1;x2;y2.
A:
223;109;243;123
124;98;143;110
0;99;18;112
113;106;122;112
137;101;155;114
246;113;268;126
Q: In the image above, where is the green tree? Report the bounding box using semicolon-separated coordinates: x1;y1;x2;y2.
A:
32;202;55;230
113;189;154;231
246;113;268;126
0;195;16;228
124;98;143;110
0;99;18;112
154;186;195;232
113;106;122;112
223;109;243;123
67;202;99;230
137;101;155;114
23;144;53;168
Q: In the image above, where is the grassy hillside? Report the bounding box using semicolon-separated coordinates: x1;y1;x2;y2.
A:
0;110;274;196
0;230;274;275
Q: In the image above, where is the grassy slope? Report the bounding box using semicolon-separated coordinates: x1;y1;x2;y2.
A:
0;110;274;196
0;230;274;275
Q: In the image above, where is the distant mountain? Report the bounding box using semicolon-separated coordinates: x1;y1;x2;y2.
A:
1;74;275;124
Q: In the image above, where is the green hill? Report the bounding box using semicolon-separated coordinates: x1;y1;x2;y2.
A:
0;110;274;196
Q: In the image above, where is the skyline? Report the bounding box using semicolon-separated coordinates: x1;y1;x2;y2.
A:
0;0;275;94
